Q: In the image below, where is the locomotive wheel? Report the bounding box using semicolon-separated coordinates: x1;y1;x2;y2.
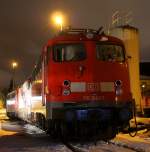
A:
49;120;61;138
41;114;46;130
103;126;117;140
36;113;46;130
36;113;40;127
45;120;54;135
60;122;67;139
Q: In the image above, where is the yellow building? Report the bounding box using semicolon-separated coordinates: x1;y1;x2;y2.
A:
110;25;142;112
140;75;150;116
0;92;4;109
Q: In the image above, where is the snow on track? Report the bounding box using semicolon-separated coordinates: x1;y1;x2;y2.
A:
64;141;136;152
0;117;150;152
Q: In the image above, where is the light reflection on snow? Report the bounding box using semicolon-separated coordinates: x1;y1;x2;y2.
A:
23;124;45;136
22;123;150;152
0;113;150;152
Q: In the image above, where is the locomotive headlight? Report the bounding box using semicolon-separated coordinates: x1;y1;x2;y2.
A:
115;80;122;86
115;80;123;96
115;87;123;96
63;80;71;95
7;99;15;105
63;89;71;96
86;32;94;39
100;36;108;41
63;80;71;87
85;29;94;39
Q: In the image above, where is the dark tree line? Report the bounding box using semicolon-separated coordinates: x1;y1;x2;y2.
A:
0;78;14;108
0;90;6;108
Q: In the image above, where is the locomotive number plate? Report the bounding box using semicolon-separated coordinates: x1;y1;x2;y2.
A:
83;95;104;101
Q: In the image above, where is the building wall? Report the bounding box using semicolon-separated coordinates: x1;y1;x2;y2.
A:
140;76;150;116
110;25;142;112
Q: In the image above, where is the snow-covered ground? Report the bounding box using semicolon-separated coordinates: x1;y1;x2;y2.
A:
0;111;150;152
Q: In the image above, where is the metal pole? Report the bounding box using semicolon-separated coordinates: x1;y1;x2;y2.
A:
60;23;63;31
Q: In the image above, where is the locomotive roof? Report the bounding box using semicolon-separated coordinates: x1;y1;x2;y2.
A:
46;28;123;45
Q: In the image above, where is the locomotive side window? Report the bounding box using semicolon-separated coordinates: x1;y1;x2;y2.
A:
96;44;125;62
53;43;86;62
7;91;16;99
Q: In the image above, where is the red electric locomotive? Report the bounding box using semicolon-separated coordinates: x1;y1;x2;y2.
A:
7;28;134;140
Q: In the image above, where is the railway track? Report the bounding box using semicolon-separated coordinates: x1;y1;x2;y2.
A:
62;139;148;152
109;140;145;152
24;122;150;152
1;117;149;152
63;142;88;152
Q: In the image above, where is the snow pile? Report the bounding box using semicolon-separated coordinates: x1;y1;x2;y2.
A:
52;145;72;152
112;134;150;152
18;145;72;152
110;140;145;152
89;141;134;152
23;124;46;136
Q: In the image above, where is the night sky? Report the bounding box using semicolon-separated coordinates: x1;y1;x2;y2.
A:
0;0;150;89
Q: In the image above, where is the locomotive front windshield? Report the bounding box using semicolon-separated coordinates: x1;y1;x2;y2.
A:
53;43;86;62
96;44;125;62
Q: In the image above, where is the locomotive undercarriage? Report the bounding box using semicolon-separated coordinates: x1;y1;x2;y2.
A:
46;119;117;141
44;101;133;141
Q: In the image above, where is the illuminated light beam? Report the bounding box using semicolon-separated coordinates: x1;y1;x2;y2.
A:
31;96;42;101
51;11;66;31
0;122;1;130
6;100;16;105
11;61;18;69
